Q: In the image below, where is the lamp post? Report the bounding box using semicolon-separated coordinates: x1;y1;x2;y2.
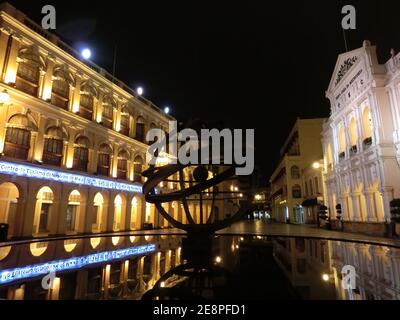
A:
0;89;10;106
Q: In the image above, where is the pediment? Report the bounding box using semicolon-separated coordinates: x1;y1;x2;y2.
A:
326;47;365;94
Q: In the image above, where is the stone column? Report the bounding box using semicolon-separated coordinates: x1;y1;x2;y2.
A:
0;27;11;79
95;89;104;123
40;54;56;100
21;182;39;237
365;190;378;223
125;196;132;231
381;187;393;223
71;73;82;113
84;189;96;234
54;186;69;235
351;192;362;222
106;191;116;232
3;32;21;84
33;115;47;162
64;128;77;169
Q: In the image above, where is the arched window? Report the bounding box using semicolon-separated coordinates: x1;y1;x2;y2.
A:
0;183;19;238
34;186;54;234
117;149;129;180
134;156;144;182
102;95;115;129
97;143;112;176
135;117;146;142
290;165;300;179
362;107;373;147
16;47;44;96
66;190;81;232
93;192;104;233
80;82;97;120
43;126;66;166
292;184;302;199
73;136;90;172
51;66;74;109
349;118;358;147
338;125;346;159
4;113;37;160
113;194;126;231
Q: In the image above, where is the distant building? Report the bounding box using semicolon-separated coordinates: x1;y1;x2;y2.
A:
270;118;326;223
323;40;400;236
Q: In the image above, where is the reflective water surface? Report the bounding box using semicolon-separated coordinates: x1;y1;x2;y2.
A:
0;234;399;300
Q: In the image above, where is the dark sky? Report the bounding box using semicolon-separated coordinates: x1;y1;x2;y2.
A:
6;0;400;179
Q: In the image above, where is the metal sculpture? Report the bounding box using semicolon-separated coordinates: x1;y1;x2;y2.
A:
142;162;252;234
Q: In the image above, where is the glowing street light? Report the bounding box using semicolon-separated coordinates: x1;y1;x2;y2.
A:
312;162;321;169
215;256;222;264
136;87;144;96
164;106;170;114
322;273;330;282
0;89;10;105
81;48;92;60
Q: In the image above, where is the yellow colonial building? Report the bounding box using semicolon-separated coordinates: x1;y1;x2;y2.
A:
270;118;326;224
0;3;185;239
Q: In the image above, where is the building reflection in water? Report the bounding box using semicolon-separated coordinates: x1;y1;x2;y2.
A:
0;235;182;300
0;235;400;300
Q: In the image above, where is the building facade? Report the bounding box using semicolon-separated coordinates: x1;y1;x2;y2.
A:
323;40;400;235
270;118;326;224
0;3;189;239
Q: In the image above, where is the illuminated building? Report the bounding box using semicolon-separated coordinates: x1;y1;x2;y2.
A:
0;3;181;238
323;40;400;235
270;118;326;223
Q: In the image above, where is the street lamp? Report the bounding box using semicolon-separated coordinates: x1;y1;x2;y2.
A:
164;106;170;114
312;162;321;169
136;87;144;96
0;89;10;106
81;48;92;60
322;273;330;282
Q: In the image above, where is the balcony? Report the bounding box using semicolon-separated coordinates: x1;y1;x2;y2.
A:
349;145;358;157
363;137;373;150
42;152;62;167
97;165;110;177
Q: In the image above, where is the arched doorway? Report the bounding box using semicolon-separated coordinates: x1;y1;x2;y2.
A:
0;182;19;238
93;192;104;233
130;196;142;230
33;186;54;235
66;190;81;232
145;202;155;227
113;194;126;231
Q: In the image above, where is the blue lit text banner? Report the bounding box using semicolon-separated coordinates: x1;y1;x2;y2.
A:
0;243;156;284
0;161;142;193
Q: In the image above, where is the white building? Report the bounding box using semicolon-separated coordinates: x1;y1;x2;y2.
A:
323;40;400;236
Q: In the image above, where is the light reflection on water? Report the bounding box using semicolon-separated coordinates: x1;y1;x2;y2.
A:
0;235;399;300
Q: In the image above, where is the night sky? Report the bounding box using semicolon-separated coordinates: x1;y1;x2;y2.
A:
6;0;400;179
